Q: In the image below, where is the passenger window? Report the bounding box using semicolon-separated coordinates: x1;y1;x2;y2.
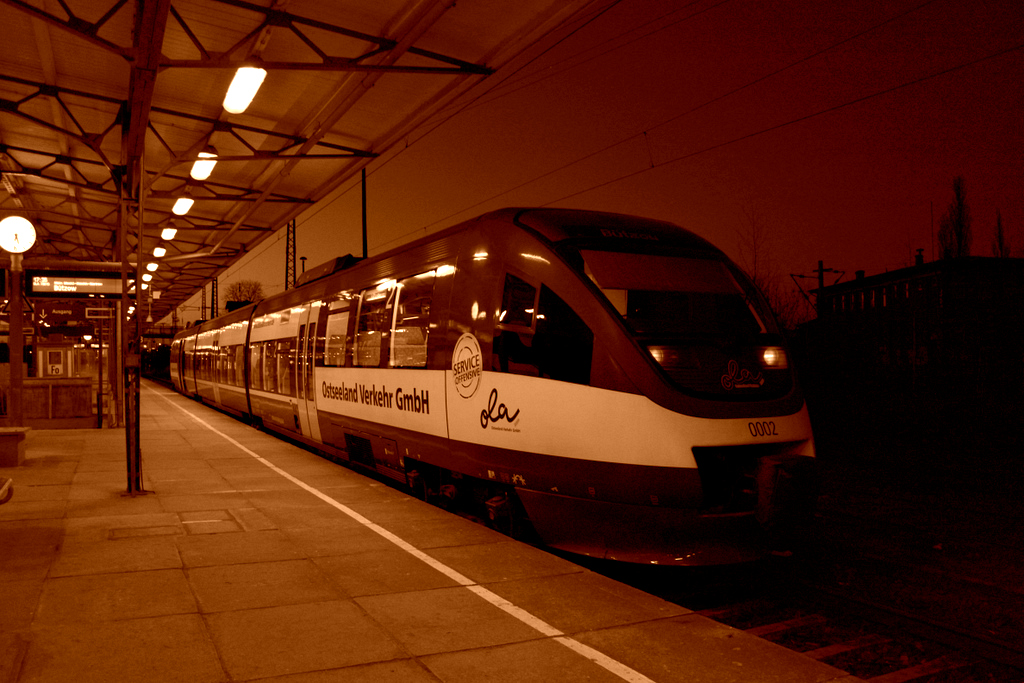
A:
324;311;350;367
250;345;263;391
391;271;434;368
234;346;245;387
264;342;278;392
355;286;394;367
536;285;593;385
277;339;295;396
493;281;592;385
499;273;536;327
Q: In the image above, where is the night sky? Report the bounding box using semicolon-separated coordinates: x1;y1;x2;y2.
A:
181;0;1023;321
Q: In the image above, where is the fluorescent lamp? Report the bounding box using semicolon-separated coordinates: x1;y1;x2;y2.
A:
146;263;158;272
223;67;267;114
172;197;194;215
161;227;177;240
142;273;153;282
153;246;166;257
190;150;218;180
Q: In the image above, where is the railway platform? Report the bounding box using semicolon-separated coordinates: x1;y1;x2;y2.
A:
1;380;858;683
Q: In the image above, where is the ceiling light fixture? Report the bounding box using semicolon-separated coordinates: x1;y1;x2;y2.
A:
190;148;218;180
146;263;158;272
223;67;267;114
153;246;166;257
171;197;194;216
161;227;177;240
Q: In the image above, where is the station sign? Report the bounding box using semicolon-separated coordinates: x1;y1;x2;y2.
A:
27;271;129;298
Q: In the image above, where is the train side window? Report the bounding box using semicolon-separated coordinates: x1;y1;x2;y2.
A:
500;273;536;327
324;311;350;367
355;286;394;367
220;346;230;385
535;285;593;385
250;344;263;391
265;342;278;392
493;273;539;377
234;346;245;387
277;339;295;396
391;271;434;368
493;284;593;385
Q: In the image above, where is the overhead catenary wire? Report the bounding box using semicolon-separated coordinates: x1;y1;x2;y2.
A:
370;0;954;250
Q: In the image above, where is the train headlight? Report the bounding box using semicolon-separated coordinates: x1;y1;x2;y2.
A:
758;346;789;369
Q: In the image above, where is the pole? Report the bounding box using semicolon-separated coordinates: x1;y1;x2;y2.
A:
361;168;367;259
9;253;24;426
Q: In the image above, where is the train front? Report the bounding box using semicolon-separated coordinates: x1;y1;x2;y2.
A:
494;210;817;566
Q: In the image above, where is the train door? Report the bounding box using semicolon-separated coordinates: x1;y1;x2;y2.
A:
295;301;323;442
182;334;197;395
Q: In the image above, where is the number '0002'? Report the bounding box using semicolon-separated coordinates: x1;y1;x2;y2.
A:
748;421;777;437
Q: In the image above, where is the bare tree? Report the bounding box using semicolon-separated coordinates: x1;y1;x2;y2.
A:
734;207;812;330
991;210;1011;258
937;176;972;259
223;279;265;307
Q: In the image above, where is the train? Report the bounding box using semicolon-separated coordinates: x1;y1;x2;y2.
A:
170;208;817;565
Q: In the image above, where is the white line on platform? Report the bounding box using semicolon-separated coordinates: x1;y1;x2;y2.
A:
151;386;656;683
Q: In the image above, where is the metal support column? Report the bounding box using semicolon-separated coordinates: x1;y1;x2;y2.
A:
285;219;296;290
8;254;24;426
210;278;218;319
361;169;368;259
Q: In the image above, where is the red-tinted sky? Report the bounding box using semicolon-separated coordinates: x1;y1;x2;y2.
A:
183;0;1023;320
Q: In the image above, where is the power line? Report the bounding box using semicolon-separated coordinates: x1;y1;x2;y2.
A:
387;0;947;238
542;39;1024;207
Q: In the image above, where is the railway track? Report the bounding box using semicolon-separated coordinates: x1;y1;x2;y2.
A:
695;586;1021;682
585;553;1024;683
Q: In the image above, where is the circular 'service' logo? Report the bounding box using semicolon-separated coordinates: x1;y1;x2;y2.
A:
452;333;483;399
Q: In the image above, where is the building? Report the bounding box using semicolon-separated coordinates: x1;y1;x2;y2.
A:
802;255;1024;404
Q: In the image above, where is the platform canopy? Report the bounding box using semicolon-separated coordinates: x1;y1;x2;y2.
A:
0;0;599;323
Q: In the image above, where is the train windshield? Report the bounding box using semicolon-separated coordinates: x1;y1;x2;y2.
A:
581;250;792;398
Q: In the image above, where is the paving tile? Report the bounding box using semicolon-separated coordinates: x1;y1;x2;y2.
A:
355;586;543;656
19;614;224;683
157;491;252;512
65;494;164;518
0;579;44;630
176;529;305;567
284;522;397;557
0;499;67;522
260;504;365;529
187;559;342;612
34;569;197;624
486;570;690;634
228;506;278;531
0;542;59;582
377;513;508;549
49;535;183;577
205;601;406;680
247;659;439;682
428;539;585;584
63;512;181;537
421;638;629;683
244;488;333;509
0;519;63;548
314;547;459;597
6;484;69;501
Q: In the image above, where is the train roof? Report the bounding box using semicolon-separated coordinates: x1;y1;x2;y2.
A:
504;208;721;253
172;208;724;340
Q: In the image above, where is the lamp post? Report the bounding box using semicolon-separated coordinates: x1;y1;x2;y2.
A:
0;216;37;427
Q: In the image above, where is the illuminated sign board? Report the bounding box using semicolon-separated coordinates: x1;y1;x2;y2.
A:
27;271;130;298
